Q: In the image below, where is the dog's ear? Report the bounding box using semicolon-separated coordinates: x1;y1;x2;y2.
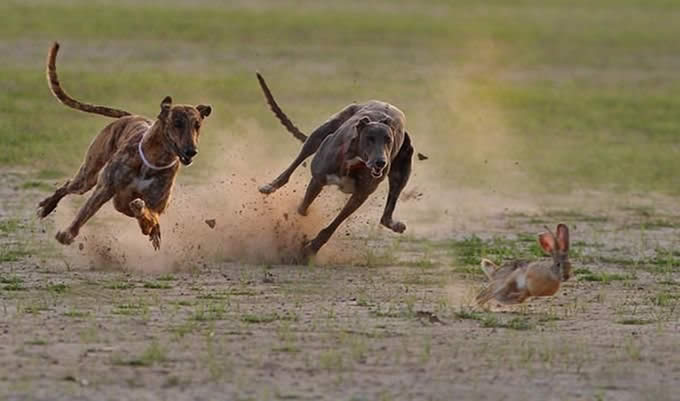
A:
159;96;172;119
356;116;371;132
196;104;212;119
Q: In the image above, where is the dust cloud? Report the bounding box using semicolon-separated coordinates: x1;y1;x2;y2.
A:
54;120;385;272
52;44;551;272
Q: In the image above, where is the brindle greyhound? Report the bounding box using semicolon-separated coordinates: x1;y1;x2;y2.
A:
256;73;414;258
37;43;212;250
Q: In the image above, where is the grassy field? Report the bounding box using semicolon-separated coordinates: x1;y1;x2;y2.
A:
2;1;680;400
3;0;680;192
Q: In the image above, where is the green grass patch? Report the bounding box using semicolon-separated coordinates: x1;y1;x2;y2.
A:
449;235;545;267
241;312;298;324
272;345;301;353
455;309;533;331
63;309;89;318
104;281;134;290
142;281;172;289
21;180;53;191
46;283;69;294
24;303;50;314
544;210;609;223
191;303;227;321
0;219;21;234
25;339;48;346
452;265;485;276
650;292;679;307
2;275;26;291
113;342;167;367
0;248;31;262
112;302;148;316
575;268;631;282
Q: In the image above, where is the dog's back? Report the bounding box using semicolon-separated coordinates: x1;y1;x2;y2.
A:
80;116;153;166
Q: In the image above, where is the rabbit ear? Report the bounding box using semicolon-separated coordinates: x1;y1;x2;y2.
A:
538;232;556;255
556;224;569;252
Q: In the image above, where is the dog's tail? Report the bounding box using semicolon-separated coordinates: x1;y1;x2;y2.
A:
46;42;131;119
256;72;307;143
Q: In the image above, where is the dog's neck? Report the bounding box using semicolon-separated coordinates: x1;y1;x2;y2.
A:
139;121;178;169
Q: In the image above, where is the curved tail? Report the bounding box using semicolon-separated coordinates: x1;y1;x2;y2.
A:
46;42;131;119
255;72;307;143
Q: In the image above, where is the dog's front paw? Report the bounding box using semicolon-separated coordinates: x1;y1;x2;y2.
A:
149;225;161;251
258;183;277;195
55;230;75;245
129;199;146;217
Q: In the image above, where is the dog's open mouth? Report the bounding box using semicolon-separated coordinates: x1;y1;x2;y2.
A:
370;167;384;178
179;154;193;166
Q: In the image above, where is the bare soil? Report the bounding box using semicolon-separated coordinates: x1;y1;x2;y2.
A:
1;169;679;401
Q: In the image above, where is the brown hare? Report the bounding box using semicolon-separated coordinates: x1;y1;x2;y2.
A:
476;224;571;305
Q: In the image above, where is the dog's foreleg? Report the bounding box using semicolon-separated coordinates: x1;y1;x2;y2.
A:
55;183;114;245
129;199;161;250
303;190;369;257
380;132;413;233
131;175;175;250
297;177;324;216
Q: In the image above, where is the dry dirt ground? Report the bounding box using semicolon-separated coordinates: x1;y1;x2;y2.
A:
1;169;679;401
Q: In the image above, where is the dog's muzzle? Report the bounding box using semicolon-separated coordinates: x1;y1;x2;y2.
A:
369;159;387;178
179;148;198;166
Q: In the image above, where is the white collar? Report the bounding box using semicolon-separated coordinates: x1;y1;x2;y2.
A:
138;125;178;170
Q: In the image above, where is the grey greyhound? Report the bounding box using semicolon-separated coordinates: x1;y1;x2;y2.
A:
256;73;414;259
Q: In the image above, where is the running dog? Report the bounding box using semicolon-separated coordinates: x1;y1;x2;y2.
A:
256;73;414;259
37;43;212;250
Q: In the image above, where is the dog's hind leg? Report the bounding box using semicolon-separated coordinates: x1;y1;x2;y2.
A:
380;132;413;233
259;105;358;195
37;162;103;218
302;190;370;258
38;130;113;218
55;181;115;245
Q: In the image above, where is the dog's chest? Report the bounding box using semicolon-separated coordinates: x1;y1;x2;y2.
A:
326;174;356;194
130;175;156;193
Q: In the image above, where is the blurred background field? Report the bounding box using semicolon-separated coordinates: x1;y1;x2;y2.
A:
2;0;680;195
3;3;680;400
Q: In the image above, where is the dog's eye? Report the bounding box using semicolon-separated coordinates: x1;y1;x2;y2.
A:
194;122;201;130
174;119;184;128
